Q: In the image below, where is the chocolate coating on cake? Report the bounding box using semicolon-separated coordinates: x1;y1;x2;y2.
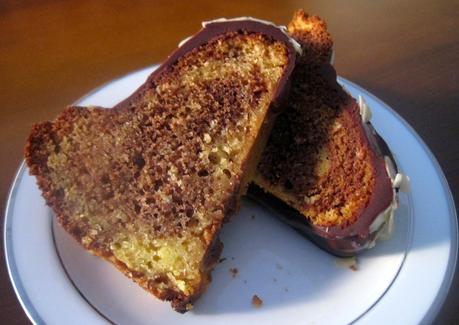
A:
250;62;398;256
250;11;398;256
310;102;395;239
117;19;297;112
248;116;398;257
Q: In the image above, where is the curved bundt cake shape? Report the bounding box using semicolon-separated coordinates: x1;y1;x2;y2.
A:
25;19;297;312
251;10;407;256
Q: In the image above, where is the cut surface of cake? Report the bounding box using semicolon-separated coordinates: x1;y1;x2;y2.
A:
251;10;406;256
25;19;297;311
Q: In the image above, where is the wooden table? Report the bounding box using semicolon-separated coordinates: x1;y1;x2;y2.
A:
1;1;458;323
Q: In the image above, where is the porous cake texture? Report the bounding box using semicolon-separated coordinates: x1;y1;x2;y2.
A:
254;10;393;235
25;20;296;312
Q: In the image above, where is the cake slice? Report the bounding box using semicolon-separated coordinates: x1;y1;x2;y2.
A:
251;10;406;256
25;19;297;312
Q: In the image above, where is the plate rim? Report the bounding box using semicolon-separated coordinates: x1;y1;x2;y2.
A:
3;67;457;325
4;162;45;325
340;77;458;324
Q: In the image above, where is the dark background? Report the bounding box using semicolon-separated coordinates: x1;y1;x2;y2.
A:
1;1;458;323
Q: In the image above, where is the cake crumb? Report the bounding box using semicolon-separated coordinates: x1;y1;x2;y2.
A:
218;257;227;264
335;256;358;271
284;287;289;292
252;294;263;308
243;280;247;284
275;263;283;270
229;267;238;278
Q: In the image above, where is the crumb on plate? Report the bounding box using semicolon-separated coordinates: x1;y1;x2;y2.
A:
252;294;263;308
229;267;238;278
335;256;358;271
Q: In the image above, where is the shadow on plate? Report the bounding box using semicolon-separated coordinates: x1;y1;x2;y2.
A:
192;196;411;315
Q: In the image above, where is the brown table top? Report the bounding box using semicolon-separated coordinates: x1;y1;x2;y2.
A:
1;1;458;323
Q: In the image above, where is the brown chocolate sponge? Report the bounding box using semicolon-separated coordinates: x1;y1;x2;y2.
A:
25;20;296;312
251;10;394;256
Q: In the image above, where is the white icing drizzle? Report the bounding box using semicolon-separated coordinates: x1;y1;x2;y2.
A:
330;50;335;65
384;156;397;180
393;173;403;188
178;35;192;48
358;95;372;123
201;17;303;55
367;155;411;245
368;196;397;235
279;25;288;32
385;156;410;193
393;173;411;193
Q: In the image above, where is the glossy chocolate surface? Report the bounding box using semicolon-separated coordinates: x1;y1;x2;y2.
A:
115;19;297;112
249;60;398;257
248;126;398;257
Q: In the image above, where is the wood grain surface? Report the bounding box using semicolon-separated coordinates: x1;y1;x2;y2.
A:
1;1;458;323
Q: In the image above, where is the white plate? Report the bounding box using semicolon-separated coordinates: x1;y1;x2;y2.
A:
4;66;457;325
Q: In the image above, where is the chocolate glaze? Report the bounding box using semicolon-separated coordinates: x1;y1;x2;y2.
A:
249;62;398;257
311;101;394;240
115;19;297;112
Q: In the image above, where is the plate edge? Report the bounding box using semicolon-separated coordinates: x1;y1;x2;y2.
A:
3;162;45;325
338;77;459;324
